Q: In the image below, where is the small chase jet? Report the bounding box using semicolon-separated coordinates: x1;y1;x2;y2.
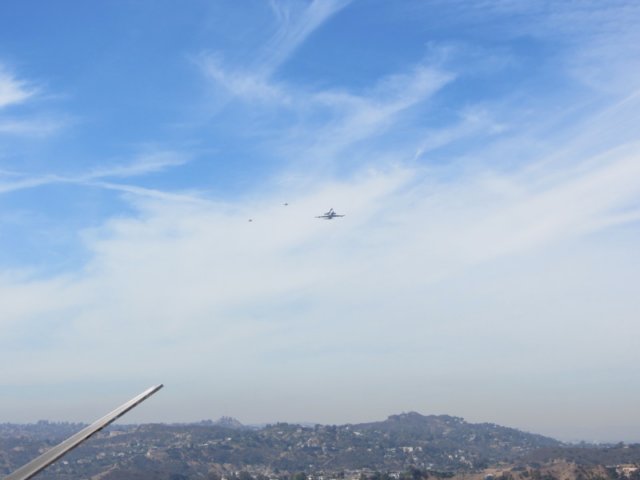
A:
3;385;163;480
315;208;345;220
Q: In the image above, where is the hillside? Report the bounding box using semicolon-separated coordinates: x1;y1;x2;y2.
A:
0;412;562;479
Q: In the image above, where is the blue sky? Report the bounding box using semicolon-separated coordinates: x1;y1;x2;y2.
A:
1;0;640;442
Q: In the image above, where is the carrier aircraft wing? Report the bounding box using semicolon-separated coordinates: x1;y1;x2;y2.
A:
3;384;163;480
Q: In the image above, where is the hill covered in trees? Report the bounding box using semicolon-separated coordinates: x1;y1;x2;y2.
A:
0;412;562;478
4;413;639;480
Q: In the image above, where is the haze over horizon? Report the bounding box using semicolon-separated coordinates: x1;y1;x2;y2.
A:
0;1;639;444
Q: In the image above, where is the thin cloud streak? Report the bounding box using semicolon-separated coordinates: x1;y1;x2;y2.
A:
263;0;353;74
298;66;454;163
198;0;352;103
0;118;66;137
87;181;207;205
0;151;192;196
0;65;68;139
83;151;191;180
198;54;290;104
0;67;36;109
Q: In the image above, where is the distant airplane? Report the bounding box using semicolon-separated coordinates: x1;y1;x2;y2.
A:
3;385;163;480
315;208;345;220
283;203;288;206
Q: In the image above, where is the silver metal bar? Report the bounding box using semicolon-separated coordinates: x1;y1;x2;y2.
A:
4;384;163;480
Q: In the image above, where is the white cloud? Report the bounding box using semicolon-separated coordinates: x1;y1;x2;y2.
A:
297;66;454;161
263;0;353;73
86;181;206;204
198;54;290;104
422;0;640;93
198;54;454;179
0;65;68;138
1;120;639;426
84;151;191;180
0;150;191;196
0;174;61;194
413;108;508;160
0;117;66;137
198;0;352;103
0;67;36;109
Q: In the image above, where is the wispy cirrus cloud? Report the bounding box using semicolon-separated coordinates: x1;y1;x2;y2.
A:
0;150;191;196
83;151;190;180
200;51;454;170
417;0;640;92
199;0;352;103
198;54;290;104
0;67;36;109
293;66;454;163
0;64;69;138
263;0;352;73
85;181;206;205
0;117;67;137
0;174;60;195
